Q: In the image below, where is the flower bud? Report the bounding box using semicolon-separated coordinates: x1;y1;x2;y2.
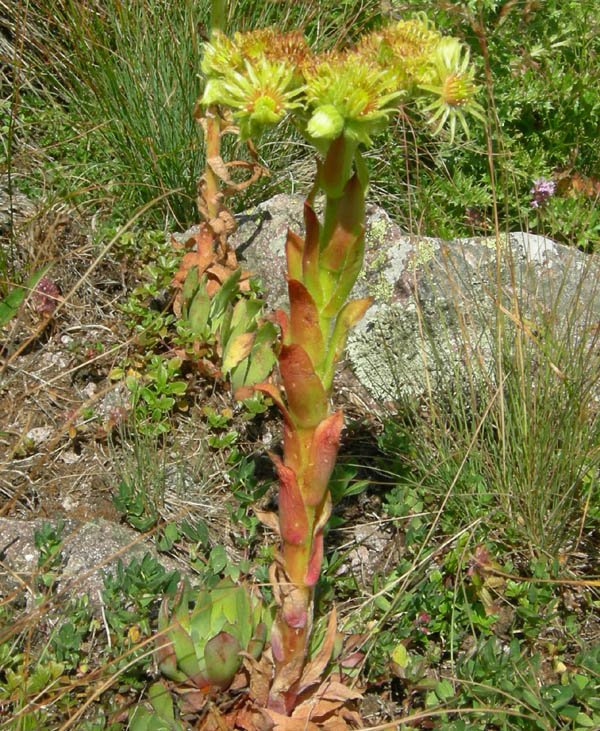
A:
306;104;344;140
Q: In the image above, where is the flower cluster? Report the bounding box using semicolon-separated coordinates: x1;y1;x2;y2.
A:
199;17;483;147
302;51;402;148
200;29;310;139
530;177;556;208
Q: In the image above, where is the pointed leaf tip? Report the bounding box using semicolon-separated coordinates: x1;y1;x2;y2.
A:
288;278;324;369
205;631;242;688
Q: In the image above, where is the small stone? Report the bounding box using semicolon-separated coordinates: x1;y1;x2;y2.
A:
25;426;53;444
62;496;79;511
82;382;97;399
60;450;80;464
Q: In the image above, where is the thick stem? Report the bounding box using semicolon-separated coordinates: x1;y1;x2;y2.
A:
270;431;326;706
270;137;369;712
209;0;227;36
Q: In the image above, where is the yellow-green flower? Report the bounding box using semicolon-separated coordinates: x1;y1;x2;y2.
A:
357;15;441;89
201;57;304;140
303;51;402;148
201;30;243;78
201;28;311;84
199;21;483;146
236;28;312;79
419;37;485;141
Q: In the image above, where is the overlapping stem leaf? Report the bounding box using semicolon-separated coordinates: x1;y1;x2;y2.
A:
258;135;373;714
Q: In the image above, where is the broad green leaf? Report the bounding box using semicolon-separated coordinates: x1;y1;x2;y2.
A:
435;679;454;700
168;618;201;679
188;277;210;334
209;268;241;322
522;689;541;710
220;303;234;350
189;589;212;644
223;332;255;373
167;381;187;396
182;267;199;306
148;682;176;721
230;358;250;394
391;643;408;669
230;296;262;333
209;545;228;573
204;632;241;688
242;336;276;389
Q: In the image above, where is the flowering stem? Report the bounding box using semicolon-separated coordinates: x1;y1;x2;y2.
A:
203;2;226;226
260;135;373;712
196;19;484;717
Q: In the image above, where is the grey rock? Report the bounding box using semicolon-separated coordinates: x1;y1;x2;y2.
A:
229;194;600;403
337;523;400;587
0;516;184;614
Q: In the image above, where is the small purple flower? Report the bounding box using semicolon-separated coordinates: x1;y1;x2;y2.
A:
530;177;555;209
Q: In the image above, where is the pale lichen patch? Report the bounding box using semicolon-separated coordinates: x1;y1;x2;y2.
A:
412;237;438;267
477;233;509;250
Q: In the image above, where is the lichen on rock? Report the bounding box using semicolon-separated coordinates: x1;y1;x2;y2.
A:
223;194;600;406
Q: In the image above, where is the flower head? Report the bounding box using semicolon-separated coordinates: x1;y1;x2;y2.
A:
419;37;485;141
357;15;441;89
201;57;304;139
236;28;312;79
201;30;243;78
201;28;311;87
303;51;402;148
200;28;310;138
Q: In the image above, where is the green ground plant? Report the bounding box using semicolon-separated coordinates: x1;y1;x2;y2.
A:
0;264;53;326
106;224;275;433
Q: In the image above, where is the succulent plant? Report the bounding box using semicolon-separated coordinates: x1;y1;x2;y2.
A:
178;265;277;393
179;265;241;340
220;294;278;395
156;578;270;704
198;16;484;717
129;682;186;731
